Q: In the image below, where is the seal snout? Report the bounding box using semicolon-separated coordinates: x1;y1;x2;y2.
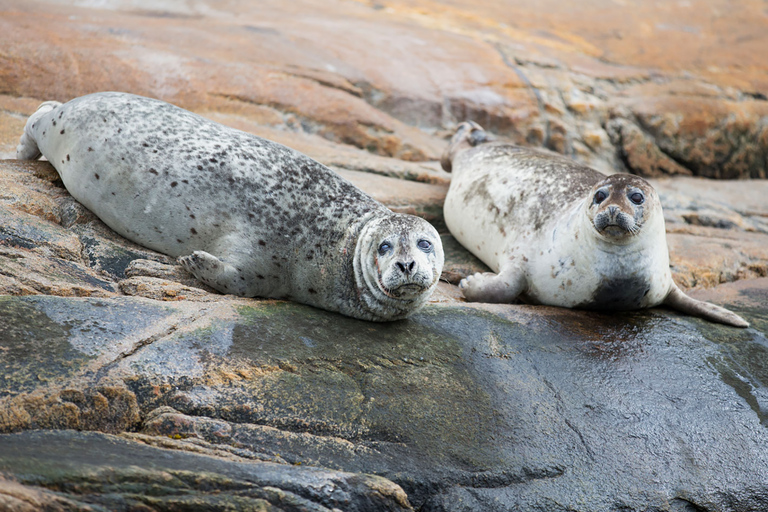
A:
593;208;638;236
395;260;416;275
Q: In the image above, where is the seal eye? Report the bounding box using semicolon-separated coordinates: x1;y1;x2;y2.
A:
629;192;645;205
594;190;608;204
378;242;391;255
417;239;432;252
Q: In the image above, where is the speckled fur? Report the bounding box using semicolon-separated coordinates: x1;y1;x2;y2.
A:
442;122;748;327
17;92;444;321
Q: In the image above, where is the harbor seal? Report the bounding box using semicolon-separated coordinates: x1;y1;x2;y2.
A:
441;121;748;328
16;92;444;321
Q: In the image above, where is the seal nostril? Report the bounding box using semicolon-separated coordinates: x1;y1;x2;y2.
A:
396;261;415;274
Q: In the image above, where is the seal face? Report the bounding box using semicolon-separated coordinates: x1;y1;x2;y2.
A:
441;121;748;327
16;92;444;321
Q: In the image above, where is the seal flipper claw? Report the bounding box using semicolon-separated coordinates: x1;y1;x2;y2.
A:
177;251;249;296
663;283;749;328
459;267;526;303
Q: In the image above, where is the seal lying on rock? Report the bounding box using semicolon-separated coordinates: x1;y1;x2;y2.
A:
441;122;748;328
16;92;444;321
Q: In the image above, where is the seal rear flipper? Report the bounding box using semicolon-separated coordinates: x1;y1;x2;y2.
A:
459;267;526;303
440;121;493;173
16;101;62;160
177;251;251;297
663;283;749;328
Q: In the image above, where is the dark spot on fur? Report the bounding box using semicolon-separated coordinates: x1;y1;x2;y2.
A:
190;214;196;219
118;128;122;133
190;228;197;235
308;288;317;294
210;158;217;163
94;173;100;180
60;129;65;135
240;276;245;281
142;143;149;147
111;192;115;195
66;154;70;161
149;168;158;175
182;179;189;184
581;277;649;311
257;274;265;279
171;181;178;187
197;165;203;170
52;120;56;126
258;240;266;246
88;147;93;152
177;239;183;243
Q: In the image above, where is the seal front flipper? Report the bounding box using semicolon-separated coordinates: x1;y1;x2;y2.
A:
177;251;250;297
663;283;749;328
459;267;526;303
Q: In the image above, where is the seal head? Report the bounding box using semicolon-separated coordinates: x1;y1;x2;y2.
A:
354;214;444;320
586;174;659;243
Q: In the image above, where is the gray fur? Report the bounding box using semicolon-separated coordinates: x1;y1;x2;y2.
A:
17;92;444;321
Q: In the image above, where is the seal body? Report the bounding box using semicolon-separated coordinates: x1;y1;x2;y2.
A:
17;92;444;321
441;122;748;327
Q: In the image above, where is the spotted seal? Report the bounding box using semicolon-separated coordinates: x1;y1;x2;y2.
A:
17;92;444;321
441;121;748;327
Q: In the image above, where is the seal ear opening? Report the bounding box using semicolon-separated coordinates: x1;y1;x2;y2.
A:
440;121;493;173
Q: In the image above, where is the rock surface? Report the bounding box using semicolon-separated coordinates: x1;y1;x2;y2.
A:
1;157;768;511
1;0;767;177
1;281;768;511
1;0;768;511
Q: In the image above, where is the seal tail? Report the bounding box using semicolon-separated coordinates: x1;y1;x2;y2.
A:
16;100;62;160
440;121;493;173
663;283;749;328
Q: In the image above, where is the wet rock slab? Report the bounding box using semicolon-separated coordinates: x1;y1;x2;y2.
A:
1;283;768;511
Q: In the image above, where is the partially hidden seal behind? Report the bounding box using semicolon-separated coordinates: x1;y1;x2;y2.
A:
16;92;444;321
441;121;748;328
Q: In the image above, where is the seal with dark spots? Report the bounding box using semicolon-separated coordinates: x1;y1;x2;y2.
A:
17;92;444;321
441;121;748;328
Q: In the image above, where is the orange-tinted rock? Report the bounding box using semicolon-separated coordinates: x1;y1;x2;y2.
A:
1;0;766;177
